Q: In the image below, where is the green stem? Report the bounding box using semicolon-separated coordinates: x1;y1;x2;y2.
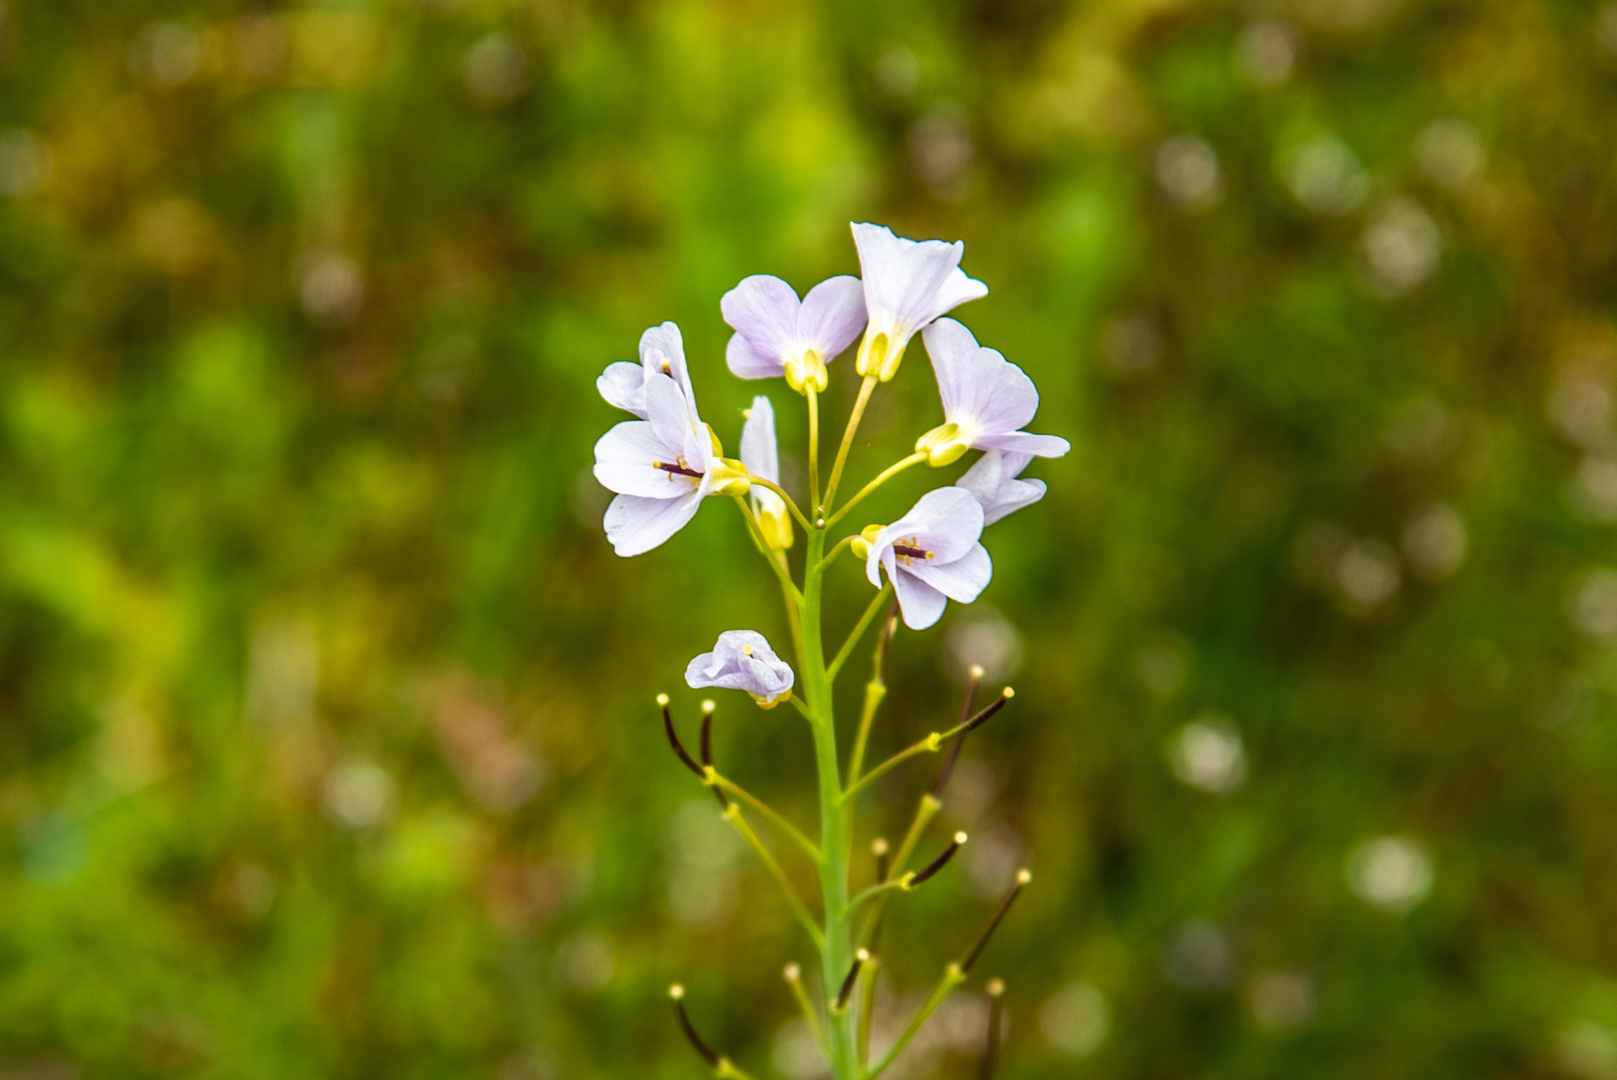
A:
723;803;824;950
816;534;858;572
826;583;893;684
800;527;859;1078
847;876;908;913
786;965;830;1058
822;374;878;510
825;452;927;529
707;768;822;863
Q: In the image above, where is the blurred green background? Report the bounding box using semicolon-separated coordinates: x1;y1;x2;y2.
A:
5;0;1617;1077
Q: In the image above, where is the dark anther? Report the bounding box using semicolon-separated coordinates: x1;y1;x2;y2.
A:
979;979;1005;1080
669;985;719;1068
909;832;966;887
835;949;870;1011
654;460;704;479
660;695;706;781
893;543;930;559
960;869;1031;974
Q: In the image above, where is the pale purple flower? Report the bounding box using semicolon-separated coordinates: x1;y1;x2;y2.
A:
915;318;1070;467
593;376;749;557
741;395;792;550
723;275;866;393
956;450;1047;526
596;322;699;421
861;487;992;630
851;222;988;381
685;630;795;708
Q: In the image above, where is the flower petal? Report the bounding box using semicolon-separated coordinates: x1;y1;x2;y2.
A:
726;332;783;380
852;223;964;333
982;477;1046;525
741;395;780;484
929;266;989;321
975;430;1070;458
892;567;949;630
593;420;687;499
909;542;992;603
603;491;703;556
885;486;984;563
921;318;981;418
646;374;695;458
722;275;800;366
797;275;867;360
640;321;698;418
597;361;648;416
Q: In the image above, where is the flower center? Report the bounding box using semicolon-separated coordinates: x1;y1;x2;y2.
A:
653;457;704;479
741;645;754;656
893;538;934;564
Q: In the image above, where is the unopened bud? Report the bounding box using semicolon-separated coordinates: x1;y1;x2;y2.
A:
916;422;969;467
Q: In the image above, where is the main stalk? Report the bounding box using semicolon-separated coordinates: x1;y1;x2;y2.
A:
801;527;859;1079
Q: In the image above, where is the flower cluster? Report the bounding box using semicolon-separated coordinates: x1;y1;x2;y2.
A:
592;222;1066;636
591;223;1063;1080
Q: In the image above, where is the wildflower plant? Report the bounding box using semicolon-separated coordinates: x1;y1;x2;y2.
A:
592;223;1067;1079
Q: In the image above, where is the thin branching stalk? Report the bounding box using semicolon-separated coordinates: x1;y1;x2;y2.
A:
750;476;814;532
827;582;893;683
721;803;825;949
825;451;927;528
822;373;878;508
705;767;822;862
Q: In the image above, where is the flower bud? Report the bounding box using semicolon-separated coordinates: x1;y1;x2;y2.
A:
707;457;751;498
849;523;884;561
916;422;970;467
757;505;793;550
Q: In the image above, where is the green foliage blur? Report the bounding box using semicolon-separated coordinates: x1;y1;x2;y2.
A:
4;0;1617;1076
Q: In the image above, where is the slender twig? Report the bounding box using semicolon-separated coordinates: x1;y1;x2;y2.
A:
815;533;858;571
660;695;706;780
806;385;821;514
699;701;728;810
980;979;1005;1080
858;954;880;1069
825;451;927;529
669;985;718;1067
823;374;878;510
933;665;982;799
908;831;967;887
789;694;820;726
750;476;813;532
960;869;1031;975
833;949;870;1013
827;583;894;683
847;876;909;913
733;497;803;604
840;688;1015;806
855;794;940;953
706;767;821;862
784;963;830;1058
865;964;967;1079
721;803;824;949
847;604;898;786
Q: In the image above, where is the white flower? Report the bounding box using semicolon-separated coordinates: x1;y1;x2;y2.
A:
915;318;1070;467
850;222;987;382
956;450;1048;525
596;322;699;422
722;275;867;393
593;376;748;557
685;630;795;708
741;395;791;550
860;487;992;630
